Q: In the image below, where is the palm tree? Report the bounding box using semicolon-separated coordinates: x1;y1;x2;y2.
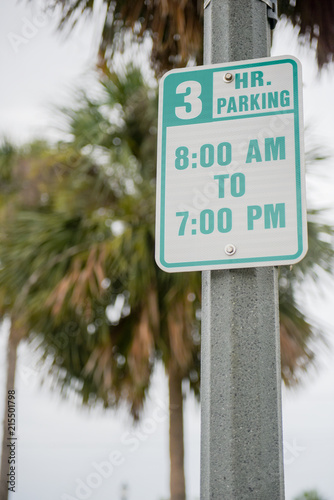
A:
50;0;334;75
0;67;333;500
0;140;31;500
0;68;200;500
0;135;156;500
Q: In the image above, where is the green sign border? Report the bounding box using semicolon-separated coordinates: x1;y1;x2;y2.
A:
157;57;306;269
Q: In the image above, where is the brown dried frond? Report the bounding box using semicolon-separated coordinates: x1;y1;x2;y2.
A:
128;307;154;384
46;245;107;319
147;287;160;336
59;0;334;76
279;0;334;68
98;0;203;76
84;343;114;393
167;301;193;372
280;315;314;386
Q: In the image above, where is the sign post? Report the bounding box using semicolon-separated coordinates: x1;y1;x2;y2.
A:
201;1;286;498
155;0;307;498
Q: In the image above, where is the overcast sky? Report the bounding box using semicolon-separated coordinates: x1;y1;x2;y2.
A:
0;2;334;500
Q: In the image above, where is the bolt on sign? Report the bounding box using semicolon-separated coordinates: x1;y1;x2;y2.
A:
155;56;308;272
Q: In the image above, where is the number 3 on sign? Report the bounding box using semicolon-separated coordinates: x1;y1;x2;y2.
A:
175;81;202;119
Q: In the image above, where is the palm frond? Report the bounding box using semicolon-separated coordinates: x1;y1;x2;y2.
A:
49;0;334;75
279;0;334;68
1;65;334;422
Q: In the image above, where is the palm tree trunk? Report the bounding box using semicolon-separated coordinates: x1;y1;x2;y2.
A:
0;323;19;500
168;359;186;500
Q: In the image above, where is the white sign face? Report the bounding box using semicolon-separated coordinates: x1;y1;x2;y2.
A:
155;56;308;273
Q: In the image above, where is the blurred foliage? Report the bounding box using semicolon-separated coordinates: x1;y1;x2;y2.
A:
0;67;201;418
0;65;333;415
40;0;334;75
294;490;327;500
279;0;334;68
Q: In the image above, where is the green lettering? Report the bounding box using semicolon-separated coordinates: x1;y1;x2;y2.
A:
230;173;245;197
251;71;264;87
217;98;226;114
280;90;290;107
262;93;266;109
217;208;232;233
239;95;248;112
265;137;286;161
264;203;286;228
235;72;248;89
247;205;262;230
246;140;262;163
217;142;232;166
227;97;237;113
268;92;279;108
250;94;260;110
214;174;229;198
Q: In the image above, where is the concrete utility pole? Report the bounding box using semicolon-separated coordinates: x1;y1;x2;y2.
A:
201;1;285;499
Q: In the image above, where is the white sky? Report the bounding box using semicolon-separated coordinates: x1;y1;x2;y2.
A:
0;2;334;500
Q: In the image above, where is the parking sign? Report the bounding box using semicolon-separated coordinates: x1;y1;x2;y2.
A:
155;56;307;272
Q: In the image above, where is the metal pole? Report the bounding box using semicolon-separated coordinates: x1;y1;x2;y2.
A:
201;1;285;499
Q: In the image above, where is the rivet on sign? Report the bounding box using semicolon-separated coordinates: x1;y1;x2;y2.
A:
225;244;236;256
223;72;233;83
